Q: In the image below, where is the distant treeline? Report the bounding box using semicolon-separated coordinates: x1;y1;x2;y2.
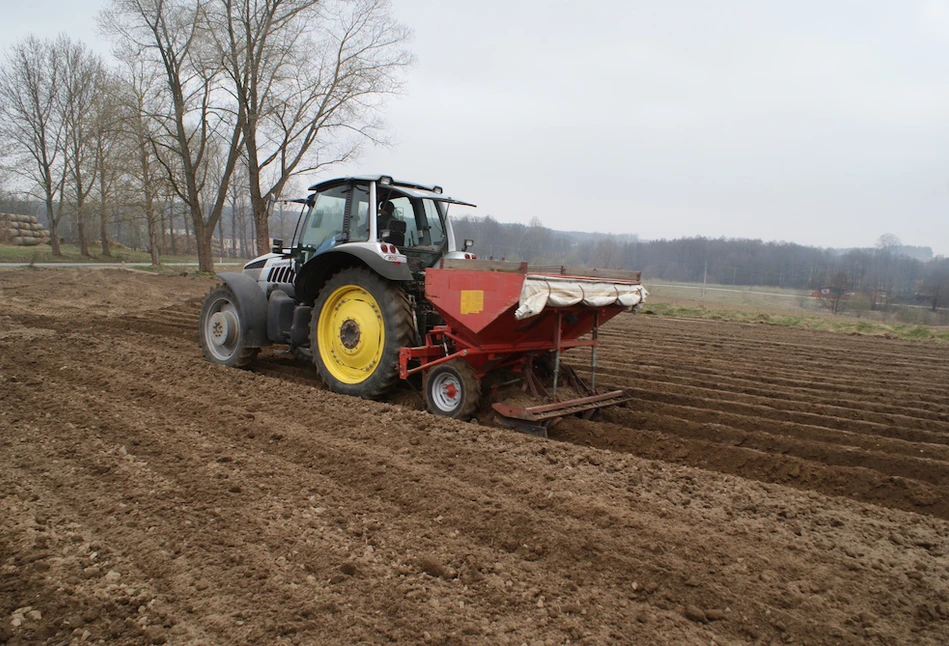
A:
452;215;949;309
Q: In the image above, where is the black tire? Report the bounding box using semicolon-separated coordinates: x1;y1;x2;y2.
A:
424;360;482;419
310;267;414;399
199;285;260;368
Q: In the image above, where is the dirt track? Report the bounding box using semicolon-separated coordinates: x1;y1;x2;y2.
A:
1;268;948;645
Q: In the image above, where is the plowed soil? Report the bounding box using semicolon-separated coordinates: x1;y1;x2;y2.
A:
1;268;948;646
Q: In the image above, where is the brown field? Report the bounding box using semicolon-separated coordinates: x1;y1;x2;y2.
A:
1;268;948;645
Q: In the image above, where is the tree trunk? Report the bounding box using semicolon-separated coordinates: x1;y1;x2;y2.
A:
144;193;160;267
238;204;248;258
46;198;62;256
230;202;238;259
253;194;269;256
77;205;90;256
183;209;191;255
218;213;225;260
249;208;256;256
100;207;111;256
148;218;161;267
49;219;61;256
194;219;215;272
159;202;167;255
168;202;177;256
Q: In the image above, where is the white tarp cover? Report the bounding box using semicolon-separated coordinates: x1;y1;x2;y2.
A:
514;275;649;320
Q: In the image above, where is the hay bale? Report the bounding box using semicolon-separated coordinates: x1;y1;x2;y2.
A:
0;215;47;243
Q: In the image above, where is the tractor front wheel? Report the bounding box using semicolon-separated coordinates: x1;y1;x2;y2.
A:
199;285;259;368
424;360;482;419
311;267;414;399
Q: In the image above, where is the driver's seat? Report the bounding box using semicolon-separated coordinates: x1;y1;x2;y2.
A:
383;219;406;246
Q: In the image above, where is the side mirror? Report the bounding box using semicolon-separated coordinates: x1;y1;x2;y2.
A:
463;239;474;252
272;238;283;254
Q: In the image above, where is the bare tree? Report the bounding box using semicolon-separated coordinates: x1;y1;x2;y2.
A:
90;70;131;257
102;0;245;271
825;269;852;315
117;62;167;266
0;36;68;254
922;258;949;312
226;160;251;257
877;233;902;251
211;0;412;254
595;237;619;268
61;39;109;257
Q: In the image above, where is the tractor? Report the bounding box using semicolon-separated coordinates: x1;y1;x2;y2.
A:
199;175;646;435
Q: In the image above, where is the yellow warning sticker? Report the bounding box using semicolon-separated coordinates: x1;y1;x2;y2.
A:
460;290;484;315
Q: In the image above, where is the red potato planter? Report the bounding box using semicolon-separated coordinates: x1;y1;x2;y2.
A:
404;260;646;434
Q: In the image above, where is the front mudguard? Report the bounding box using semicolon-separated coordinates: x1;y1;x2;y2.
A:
295;247;414;305
216;272;270;348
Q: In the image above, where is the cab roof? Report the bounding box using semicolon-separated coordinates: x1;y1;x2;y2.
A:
306;175;476;208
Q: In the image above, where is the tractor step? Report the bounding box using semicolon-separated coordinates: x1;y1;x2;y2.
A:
491;390;632;424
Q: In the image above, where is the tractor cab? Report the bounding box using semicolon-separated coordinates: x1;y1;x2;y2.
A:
284;176;476;276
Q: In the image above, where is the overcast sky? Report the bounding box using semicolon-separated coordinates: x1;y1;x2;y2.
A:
4;0;949;254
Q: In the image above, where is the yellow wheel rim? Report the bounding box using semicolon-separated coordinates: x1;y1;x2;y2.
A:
317;284;385;384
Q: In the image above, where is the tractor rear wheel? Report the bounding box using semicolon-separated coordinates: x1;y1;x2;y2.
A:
311;267;414;399
199;285;260;368
424;360;482;419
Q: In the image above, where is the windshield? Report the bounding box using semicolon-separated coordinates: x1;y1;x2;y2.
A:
297;184;369;251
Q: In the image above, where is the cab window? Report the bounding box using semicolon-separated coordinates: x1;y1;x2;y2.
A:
349;184;370;243
419;199;447;248
381;197;446;249
300;185;348;250
299;183;370;250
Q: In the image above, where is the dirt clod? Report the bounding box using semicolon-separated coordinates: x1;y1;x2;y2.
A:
419;557;449;579
339;562;357;576
684;605;707;623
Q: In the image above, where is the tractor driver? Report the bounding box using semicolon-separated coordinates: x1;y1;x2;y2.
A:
377;200;405;246
378;200;396;231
